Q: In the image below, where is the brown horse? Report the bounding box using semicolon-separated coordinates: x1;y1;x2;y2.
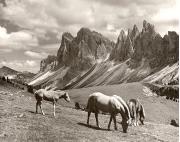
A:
127;99;145;126
86;92;131;133
34;89;70;117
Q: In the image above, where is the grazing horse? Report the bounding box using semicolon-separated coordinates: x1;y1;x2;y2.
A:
127;99;145;126
34;89;70;116
86;92;131;133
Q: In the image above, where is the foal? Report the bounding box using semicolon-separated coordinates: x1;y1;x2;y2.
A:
34;89;70;117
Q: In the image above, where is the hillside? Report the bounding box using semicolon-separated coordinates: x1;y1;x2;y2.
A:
0;66;18;77
0;82;178;142
0;66;35;82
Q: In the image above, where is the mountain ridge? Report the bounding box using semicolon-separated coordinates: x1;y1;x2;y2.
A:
28;20;179;90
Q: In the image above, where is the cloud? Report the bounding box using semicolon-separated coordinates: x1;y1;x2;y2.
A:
24;51;48;59
40;43;59;51
0;48;12;53
1;60;23;67
0;0;178;42
0;26;38;50
25;60;37;67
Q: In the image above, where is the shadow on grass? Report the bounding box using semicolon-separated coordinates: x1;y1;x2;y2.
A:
77;122;109;131
27;110;36;114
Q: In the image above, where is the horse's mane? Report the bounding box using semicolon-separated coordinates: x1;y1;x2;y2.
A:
113;95;131;120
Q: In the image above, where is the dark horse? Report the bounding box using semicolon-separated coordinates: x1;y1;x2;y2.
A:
86;92;131;133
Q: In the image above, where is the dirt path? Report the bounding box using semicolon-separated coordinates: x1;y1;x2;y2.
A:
0;85;179;142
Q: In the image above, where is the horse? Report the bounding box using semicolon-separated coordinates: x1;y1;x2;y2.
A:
34;89;70;117
86;92;131;133
127;99;145;126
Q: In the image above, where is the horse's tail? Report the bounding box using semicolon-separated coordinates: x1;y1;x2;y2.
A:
127;101;134;118
86;96;92;111
86;100;90;111
140;103;145;119
86;95;97;112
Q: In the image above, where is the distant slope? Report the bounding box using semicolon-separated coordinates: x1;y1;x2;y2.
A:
0;66;35;82
0;66;18;76
65;59;152;89
142;62;178;85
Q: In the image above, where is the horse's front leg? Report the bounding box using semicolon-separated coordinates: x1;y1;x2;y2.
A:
36;101;38;114
87;111;91;125
133;108;137;126
108;114;113;130
95;112;100;128
53;102;56;117
113;115;117;130
39;101;45;115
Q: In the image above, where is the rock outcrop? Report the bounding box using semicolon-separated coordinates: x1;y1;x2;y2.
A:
110;25;139;61
40;55;57;72
132;20;178;68
57;28;114;70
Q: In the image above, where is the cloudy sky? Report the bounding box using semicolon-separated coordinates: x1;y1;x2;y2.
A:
0;0;179;73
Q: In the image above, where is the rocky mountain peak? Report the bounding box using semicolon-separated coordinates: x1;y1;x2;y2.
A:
56;27;114;70
62;32;74;41
118;29;126;42
40;55;57;72
131;25;139;37
75;27;92;43
142;20;155;34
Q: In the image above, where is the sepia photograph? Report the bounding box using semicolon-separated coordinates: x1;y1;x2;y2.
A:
0;0;179;141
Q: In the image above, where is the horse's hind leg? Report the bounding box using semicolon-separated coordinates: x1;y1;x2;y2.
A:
53;102;56;117
136;112;139;126
95;112;100;128
87;111;91;125
108;115;113;130
113;115;117;130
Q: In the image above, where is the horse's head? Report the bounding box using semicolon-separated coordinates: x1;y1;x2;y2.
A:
61;92;71;102
121;110;131;133
121;118;129;133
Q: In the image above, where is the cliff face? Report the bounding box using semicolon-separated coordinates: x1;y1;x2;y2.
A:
109;20;178;68
132;20;178;68
40;55;57;72
57;28;114;70
109;24;139;61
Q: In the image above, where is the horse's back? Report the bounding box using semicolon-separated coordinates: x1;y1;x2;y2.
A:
87;92;110;112
43;90;59;101
87;92;122;113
